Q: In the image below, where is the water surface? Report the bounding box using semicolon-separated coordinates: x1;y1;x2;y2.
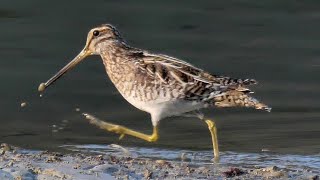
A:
0;1;319;156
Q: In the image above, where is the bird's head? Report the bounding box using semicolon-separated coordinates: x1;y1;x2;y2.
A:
85;24;123;55
38;24;123;93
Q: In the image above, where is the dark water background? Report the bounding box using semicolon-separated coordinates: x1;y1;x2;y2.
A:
1;0;319;155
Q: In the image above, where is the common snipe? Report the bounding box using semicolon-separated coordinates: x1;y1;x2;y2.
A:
39;24;271;160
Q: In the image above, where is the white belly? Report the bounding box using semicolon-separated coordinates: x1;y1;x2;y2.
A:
119;92;204;125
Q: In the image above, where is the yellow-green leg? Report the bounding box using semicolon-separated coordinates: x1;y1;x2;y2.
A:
83;113;159;142
204;119;219;160
183;112;220;160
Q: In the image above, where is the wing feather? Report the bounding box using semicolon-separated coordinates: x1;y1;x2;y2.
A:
132;51;256;101
142;52;256;87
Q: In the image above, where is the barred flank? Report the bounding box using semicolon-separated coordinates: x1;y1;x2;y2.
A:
213;90;271;112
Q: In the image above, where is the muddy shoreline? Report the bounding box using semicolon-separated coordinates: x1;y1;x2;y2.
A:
0;143;319;179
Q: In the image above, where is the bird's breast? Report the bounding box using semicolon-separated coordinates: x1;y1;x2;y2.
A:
103;60;178;107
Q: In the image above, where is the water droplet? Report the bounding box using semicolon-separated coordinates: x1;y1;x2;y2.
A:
20;102;27;108
62;120;68;123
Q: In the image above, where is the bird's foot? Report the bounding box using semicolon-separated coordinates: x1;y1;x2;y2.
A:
82;113;159;142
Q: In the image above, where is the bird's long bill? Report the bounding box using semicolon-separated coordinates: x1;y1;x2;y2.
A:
38;49;91;92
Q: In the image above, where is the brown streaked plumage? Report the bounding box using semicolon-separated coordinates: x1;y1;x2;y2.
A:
39;24;271;160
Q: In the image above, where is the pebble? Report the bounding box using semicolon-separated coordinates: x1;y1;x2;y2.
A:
222;167;245;178
46;155;62;163
41;168;69;179
155;159;167;165
73;164;81;169
1;143;12;151
252;166;288;178
144;169;153;179
7;161;13;167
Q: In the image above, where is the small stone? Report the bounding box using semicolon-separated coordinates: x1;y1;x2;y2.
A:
95;155;103;161
33;167;42;174
1;143;11;151
41;168;70;179
12;154;23;161
73;164;81;169
265;166;279;171
109;156;118;163
185;166;195;174
197;166;210;175
222;167;245;178
252;166;287;178
46;155;62;163
7;161;13;167
144;169;152;179
155;159;166;165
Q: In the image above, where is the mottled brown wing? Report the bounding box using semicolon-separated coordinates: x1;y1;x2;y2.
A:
136;52;257;101
147;53;256;84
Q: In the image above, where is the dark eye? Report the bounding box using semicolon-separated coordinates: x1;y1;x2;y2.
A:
93;30;100;36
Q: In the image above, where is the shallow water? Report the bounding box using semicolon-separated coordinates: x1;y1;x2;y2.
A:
0;0;319;158
62;144;320;174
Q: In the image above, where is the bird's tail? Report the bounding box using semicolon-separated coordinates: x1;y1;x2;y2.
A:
213;90;271;112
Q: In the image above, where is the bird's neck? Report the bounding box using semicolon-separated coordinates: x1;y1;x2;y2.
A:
99;41;133;63
98;41;136;87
